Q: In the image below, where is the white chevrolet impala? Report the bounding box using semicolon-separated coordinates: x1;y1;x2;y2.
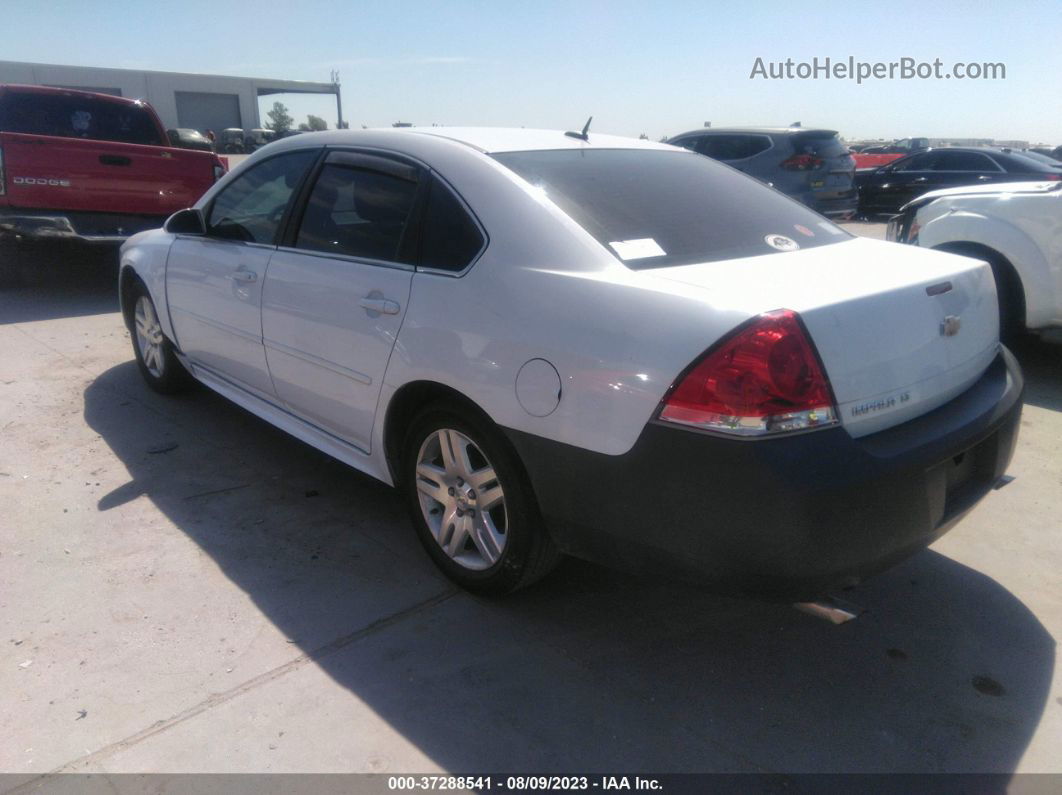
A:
118;128;1023;597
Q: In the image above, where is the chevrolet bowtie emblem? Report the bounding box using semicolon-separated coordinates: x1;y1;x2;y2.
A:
941;315;962;337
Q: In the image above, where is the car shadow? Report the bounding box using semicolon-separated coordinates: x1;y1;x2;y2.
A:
1010;335;1062;412
0;250;118;325
82;361;1054;774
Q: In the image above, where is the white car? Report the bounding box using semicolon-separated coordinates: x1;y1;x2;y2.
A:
119;128;1023;597
888;180;1062;338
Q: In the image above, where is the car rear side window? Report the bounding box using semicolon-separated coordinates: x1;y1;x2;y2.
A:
418;177;485;272
0;91;164;145
790;132;847;158
698;134;771;160
930;151;1001;171
492;149;850;269
207;150;317;244
295;162;419;263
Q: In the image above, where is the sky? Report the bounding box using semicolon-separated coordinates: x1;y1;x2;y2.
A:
2;0;1060;144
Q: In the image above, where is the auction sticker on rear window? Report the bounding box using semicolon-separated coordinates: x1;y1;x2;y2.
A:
609;238;667;260
765;234;800;251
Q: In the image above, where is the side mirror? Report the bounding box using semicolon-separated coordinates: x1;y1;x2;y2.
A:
164;208;206;235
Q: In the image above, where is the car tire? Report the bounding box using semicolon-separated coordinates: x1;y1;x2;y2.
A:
402;402;559;594
129;281;191;394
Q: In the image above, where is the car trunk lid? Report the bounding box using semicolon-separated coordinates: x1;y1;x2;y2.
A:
649;237;999;437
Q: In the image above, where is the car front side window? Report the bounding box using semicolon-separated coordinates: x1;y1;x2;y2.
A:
206;150;318;244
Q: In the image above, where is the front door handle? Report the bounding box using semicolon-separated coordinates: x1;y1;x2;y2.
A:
231;269;258;283
912;177;928;183
359;296;400;315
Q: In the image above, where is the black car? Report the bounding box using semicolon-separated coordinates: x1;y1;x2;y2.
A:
858;147;1062;216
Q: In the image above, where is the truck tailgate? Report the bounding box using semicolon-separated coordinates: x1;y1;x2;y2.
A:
1;131;215;217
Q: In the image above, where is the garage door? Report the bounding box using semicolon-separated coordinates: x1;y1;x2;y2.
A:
175;91;241;133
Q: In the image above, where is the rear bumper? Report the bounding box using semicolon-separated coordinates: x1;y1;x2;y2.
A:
801;189;858;218
505;348;1023;600
0;209;166;245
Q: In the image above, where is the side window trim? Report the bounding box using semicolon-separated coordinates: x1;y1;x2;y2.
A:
415;171;490;278
204;147;324;246
280;147;426;267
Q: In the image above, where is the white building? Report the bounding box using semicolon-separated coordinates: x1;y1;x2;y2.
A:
0;60;341;134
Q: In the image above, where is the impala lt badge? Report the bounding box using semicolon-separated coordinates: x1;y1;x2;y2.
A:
941;315;962;337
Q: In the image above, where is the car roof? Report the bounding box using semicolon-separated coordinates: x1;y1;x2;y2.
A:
269;127;675;154
670;127;837;138
403;127;675;153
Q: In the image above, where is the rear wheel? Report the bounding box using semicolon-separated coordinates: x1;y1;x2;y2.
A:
130;282;190;394
402;403;559;594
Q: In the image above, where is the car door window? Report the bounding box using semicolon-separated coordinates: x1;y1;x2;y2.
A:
697;135;738;160
418;177;485;272
929;151;1002;172
698;135;770;161
670;136;700;152
892;153;938;172
295;157;419;263
207;150;317;244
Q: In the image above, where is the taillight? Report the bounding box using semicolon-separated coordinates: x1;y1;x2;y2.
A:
658;309;838;437
0;146;5;196
781;154;824;171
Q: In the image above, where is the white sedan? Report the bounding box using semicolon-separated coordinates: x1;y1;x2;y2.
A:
119;128;1023;597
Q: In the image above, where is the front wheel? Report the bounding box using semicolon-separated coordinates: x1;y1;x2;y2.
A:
402;404;559;594
130;283;190;394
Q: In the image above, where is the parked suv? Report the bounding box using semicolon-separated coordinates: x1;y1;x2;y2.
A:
0;84;226;282
667;127;857;218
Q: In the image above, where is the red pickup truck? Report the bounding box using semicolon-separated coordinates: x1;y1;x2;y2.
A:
0;84;225;259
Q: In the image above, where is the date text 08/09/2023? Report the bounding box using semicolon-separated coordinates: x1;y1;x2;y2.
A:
387;776;663;791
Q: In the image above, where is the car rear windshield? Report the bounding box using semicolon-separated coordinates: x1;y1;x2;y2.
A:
0;91;164;146
790;131;848;158
491;148;851;269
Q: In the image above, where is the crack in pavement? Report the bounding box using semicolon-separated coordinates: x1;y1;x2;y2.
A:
10;589;460;784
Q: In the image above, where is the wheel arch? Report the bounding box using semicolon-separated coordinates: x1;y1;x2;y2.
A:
920;210;1054;328
929;240;1027;330
381;380;501;485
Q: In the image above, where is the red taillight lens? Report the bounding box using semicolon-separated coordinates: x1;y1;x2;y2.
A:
658;309;838;436
1042;174;1061;181
781;153;824;171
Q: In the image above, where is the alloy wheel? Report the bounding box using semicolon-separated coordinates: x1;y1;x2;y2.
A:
134;296;166;378
414;428;508;571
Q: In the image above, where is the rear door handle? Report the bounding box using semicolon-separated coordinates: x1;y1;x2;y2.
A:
359;297;400;315
231;269;258;283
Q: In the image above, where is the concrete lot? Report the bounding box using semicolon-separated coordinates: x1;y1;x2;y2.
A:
1;223;1060;777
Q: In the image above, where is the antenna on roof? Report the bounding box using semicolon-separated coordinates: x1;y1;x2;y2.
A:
565;116;593;141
